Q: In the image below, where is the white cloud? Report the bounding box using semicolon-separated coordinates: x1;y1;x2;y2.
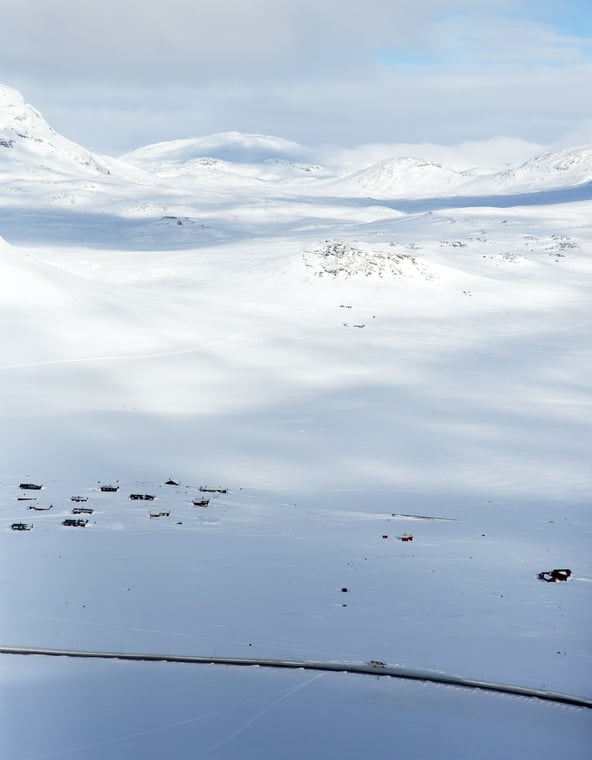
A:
430;15;592;67
323;137;546;172
0;1;526;82
1;1;591;154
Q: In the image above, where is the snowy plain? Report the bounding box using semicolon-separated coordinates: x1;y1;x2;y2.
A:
0;84;591;758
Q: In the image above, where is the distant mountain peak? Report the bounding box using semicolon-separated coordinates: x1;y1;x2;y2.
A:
0;83;113;178
119;130;324;184
325;155;465;198
0;84;51;129
490;144;592;191
122;131;315;167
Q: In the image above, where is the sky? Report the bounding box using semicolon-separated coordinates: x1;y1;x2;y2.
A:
1;0;591;159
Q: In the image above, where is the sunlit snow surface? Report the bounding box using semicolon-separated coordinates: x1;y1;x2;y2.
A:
1;87;591;757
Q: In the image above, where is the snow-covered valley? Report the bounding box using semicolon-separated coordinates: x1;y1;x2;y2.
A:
1;84;591;758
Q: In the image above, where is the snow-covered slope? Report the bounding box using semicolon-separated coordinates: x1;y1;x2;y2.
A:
1;211;590;703
0;236;197;367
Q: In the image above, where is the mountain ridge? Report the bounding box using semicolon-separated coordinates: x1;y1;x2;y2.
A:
1;83;591;199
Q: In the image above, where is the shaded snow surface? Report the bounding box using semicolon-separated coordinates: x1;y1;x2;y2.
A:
2;657;591;760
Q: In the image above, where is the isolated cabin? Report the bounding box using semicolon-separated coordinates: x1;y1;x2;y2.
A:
538;568;571;582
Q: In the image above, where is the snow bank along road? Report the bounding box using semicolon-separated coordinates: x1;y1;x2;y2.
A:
2;646;591;710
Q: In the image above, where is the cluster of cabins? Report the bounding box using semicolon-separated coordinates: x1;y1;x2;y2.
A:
9;480;228;531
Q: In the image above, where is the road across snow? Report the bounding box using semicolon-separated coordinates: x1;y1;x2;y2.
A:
2;646;591;708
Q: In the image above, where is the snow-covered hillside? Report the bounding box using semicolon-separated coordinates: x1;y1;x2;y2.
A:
1;86;591;759
324;156;470;198
123;131;313;166
323;147;592;199
491;144;592;192
122;131;326;183
0;85;120;179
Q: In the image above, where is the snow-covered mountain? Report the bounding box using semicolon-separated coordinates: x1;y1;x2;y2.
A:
321;148;592;199
122;131;313;166
0;84;149;183
0;85;114;179
484;144;592;193
2;83;591;201
323;156;470;198
122;131;326;183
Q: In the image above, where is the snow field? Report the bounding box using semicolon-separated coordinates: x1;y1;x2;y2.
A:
1;85;591;757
